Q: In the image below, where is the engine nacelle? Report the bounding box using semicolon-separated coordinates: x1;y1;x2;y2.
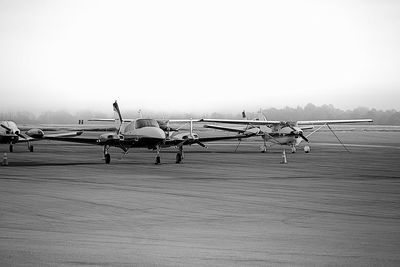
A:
25;129;44;138
98;133;120;143
173;132;199;141
244;128;260;135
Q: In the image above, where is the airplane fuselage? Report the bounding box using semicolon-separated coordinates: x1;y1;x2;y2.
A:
98;119;166;150
122;119;166;147
257;125;303;146
263;134;298;146
0;121;20;144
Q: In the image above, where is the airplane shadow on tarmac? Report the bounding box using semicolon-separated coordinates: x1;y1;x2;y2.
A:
3;160;201;167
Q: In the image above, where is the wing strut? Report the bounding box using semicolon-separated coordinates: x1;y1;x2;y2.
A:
234;122;251;152
327;124;351;153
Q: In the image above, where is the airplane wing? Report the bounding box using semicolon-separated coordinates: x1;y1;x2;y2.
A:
15;131;84;143
203;124;247;133
88;119;134;122
200;119;281;125
201;118;373;126
40;135;99;145
196;134;251;142
40;133;136;149
164;119;202;123
18;124;117;132
163;134;250;147
297;119;373;125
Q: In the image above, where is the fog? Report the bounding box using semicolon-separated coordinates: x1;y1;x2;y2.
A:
1;1;400;113
1;103;399;125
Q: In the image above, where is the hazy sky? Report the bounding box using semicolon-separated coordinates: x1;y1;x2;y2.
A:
1;0;399;114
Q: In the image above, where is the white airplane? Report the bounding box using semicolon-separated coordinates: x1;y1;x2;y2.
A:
161;119;249;163
0;120;82;152
44;101;247;164
201;115;373;153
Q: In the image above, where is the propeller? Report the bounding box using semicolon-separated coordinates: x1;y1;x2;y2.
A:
2;122;28;140
113;101;123;135
195;140;207;148
2;123;33;150
284;123;309;143
0;123;13;133
297;132;309;142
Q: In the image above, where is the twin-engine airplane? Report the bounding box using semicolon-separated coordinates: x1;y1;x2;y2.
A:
201;115;373;153
43;101;248;164
0;120;82;152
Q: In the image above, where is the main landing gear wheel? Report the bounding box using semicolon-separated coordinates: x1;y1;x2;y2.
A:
176;153;182;163
9;144;13;153
29;145;34;152
105;153;111;164
155;145;161;165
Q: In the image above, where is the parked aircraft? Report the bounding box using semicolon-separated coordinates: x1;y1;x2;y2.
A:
162;119;249;163
1;120;82;152
43;101;247;164
201;116;373;153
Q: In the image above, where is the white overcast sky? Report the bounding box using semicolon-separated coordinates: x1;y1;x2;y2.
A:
0;0;399;113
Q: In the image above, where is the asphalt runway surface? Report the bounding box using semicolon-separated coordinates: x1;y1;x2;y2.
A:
1;130;400;266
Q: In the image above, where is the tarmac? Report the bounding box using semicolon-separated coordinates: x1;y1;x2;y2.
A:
1;130;400;266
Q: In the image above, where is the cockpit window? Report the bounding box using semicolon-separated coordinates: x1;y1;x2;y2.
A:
135;119;159;129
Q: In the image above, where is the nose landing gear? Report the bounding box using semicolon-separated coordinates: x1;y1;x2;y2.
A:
176;146;184;164
155;145;161;164
103;145;111;164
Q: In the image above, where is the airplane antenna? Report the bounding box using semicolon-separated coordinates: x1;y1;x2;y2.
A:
190;119;194;138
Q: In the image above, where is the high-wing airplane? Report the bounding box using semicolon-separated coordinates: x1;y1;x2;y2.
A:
201;116;373;153
161;119;249;163
0;120;82;152
43;101;247;164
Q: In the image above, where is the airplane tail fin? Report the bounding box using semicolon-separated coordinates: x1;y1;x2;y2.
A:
113;101;123;134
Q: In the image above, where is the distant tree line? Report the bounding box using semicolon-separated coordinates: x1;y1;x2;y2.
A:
1;103;399;125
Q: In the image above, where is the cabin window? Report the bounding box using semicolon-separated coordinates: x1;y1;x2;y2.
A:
135;119;159;129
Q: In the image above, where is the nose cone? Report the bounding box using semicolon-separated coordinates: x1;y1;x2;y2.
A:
140;127;166;140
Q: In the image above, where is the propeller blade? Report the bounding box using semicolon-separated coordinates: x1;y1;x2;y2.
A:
299;133;309;142
113;101;123;135
176;139;188;148
1;124;12;131
195;140;207;148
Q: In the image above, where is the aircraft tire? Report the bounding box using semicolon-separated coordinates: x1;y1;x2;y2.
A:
9;145;13;153
155;156;161;165
105;154;111;164
176;153;182;164
29;145;34;152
